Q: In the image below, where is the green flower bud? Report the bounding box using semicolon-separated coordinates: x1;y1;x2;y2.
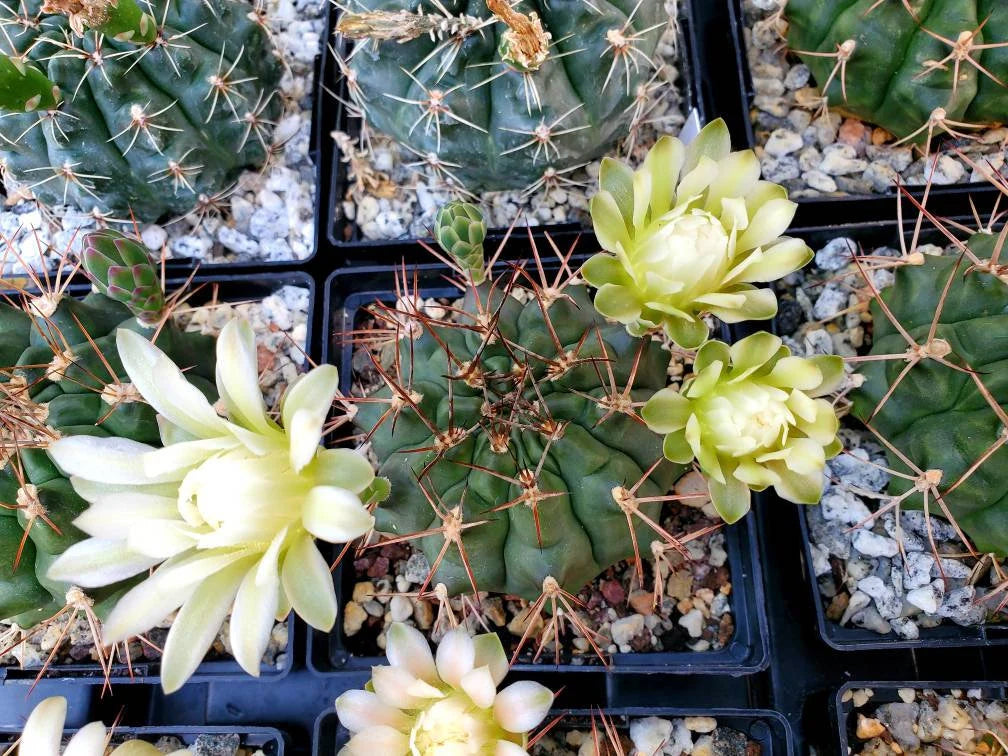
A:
583;119;812;348
81;230;165;325
642;332;844;522
435;201;488;283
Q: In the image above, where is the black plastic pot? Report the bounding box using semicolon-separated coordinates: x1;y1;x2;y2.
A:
0;725;286;754
709;0;1001;227
0;270;314;688
319;0;710;257
306;256;769;677
832;681;1008;756
312;706;794;756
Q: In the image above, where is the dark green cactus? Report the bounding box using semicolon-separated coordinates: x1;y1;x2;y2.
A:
785;0;1008;143
0;0;282;221
0;264;217;624
338;0;666;191
356;227;686;601
851;237;1008;557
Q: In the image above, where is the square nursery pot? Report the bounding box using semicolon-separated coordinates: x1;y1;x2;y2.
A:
753;219;1008;651
0;725;286;755
0;270;313;687
320;0;709;259
708;0;1002;228
312;706;794;756
832;681;1008;756
307;255;770;677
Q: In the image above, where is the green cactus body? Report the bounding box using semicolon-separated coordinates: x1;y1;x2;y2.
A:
0;0;282;221
0;292;216;623
356;280;684;600
785;0;1008;141
341;0;666;191
851;241;1008;557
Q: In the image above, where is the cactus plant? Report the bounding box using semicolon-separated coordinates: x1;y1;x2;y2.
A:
850;233;1008;557
336;0;667;191
13;696;191;755
0;0;282;221
785;0;1008;144
46;318;384;692
582;119;813;348
335;623;553;756
355;201;695;603
0;230;216;629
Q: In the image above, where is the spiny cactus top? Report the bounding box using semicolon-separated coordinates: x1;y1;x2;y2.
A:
0;237;215;628
47;319;382;692
355;215;689;601
583;119;813;348
851;235;1008;557
644;333;844;523
15;696;190;755
337;0;666;191
335;623;554;756
0;0;282;221
786;0;1008;144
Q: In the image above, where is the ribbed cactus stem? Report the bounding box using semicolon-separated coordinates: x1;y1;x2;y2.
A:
41;0;157;43
0;54;60;112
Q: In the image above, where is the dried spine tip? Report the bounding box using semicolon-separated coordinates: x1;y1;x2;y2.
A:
336;9;484;43
487;0;551;71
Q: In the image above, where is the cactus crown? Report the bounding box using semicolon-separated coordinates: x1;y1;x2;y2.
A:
850;228;1008;558
354;209;701;613
335;0;669;193
785;0;1008;144
81;230;166;325
0;0;283;221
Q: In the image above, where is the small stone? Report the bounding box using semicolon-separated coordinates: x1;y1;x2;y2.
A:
352;581;375;603
863;162;898;193
611;614;645;648
784;64;811;89
938;698;971;730
600;579;625;606
925;154;966;185
898;689;916;703
838;119;867;146
629;717;673;756
765;128;804;157
853;529;899;558
712;727;748;756
877;702;920;750
684;716;717;733
193;733;240;756
938;586;986;626
820;489;874;526
934;557;971;579
903;552;935;590
628;590;653;616
813;284;848;320
820;144;868;175
815;237;858;271
804;170;837;192
857;576;902;619
856;715;886;740
403;553;431;585
889;616;919;640
389;595;413;623
140;224;167;251
678;608;704;638
906;585;940;614
761;156;800;182
343;601;367;636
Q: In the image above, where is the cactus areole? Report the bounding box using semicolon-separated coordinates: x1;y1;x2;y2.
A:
786;0;1008;143
338;0;667;191
851;238;1008;557
0;0;282;221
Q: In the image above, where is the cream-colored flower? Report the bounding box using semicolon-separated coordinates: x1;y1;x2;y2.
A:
335;623;554;756
47;319;379;693
643;332;843;521
13;696;190;755
583;119;811;348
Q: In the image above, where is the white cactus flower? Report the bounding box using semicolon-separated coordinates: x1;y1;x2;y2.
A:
46;319;379;693
13;696;190;755
335;623;554;756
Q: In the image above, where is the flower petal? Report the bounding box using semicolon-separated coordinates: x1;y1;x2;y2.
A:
117;328;228;439
708;475;752;523
280;533;337;630
19;696;66;756
472;632;509;687
229;556;280;677
64;721;108;756
281;365;339;473
47;538;161;588
493;681;554;734
435;628;476;689
312;448;376;493
641;388;691;433
49;436;176;485
72;493;179;539
215;319;274;435
386;622;438;685
593;284;642;323
460;664;497;708
160;558;249;693
739;237;812;283
342;726;409;756
736;198;797;252
371;664;444;709
335;689;411;734
590;191;630;253
302;486;373;544
495;742;530;756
